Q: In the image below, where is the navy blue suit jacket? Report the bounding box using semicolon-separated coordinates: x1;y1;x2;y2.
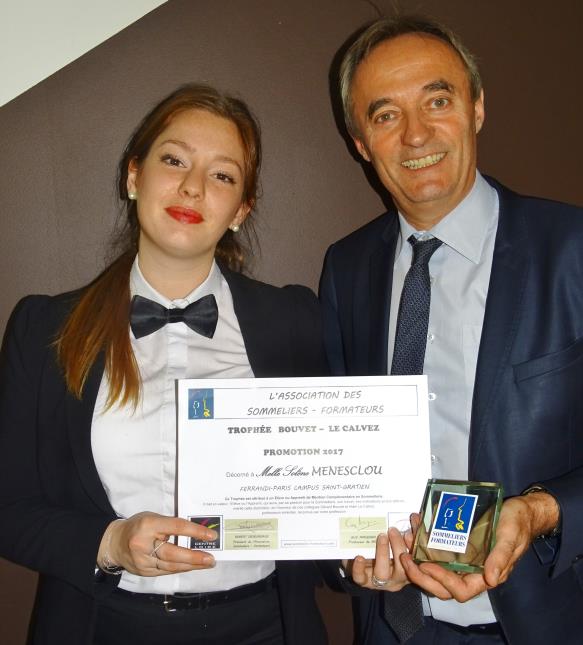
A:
0;266;329;645
319;178;583;644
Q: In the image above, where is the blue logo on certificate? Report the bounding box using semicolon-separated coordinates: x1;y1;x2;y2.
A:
188;389;214;420
427;492;478;553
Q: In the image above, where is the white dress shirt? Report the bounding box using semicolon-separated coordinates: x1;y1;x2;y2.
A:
91;258;275;594
387;172;499;625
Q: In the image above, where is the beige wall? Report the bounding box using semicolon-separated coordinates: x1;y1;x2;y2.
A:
1;0;582;642
0;0;168;107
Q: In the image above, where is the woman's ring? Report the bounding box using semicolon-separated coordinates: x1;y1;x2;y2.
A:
371;573;391;588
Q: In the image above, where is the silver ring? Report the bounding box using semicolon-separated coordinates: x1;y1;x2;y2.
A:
371;573;391;588
150;539;166;558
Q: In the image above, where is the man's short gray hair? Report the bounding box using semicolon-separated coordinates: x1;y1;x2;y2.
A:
339;15;482;137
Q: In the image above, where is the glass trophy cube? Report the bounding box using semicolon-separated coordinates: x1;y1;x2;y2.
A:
412;479;503;573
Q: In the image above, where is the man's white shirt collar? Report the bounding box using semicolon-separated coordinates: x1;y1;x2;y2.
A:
396;172;498;264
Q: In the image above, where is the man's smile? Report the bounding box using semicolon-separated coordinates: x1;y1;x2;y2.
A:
401;152;446;170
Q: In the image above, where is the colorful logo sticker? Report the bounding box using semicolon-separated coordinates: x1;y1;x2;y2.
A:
427;492;478;554
189;516;222;550
188;389;214;420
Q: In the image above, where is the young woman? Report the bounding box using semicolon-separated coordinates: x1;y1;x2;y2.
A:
0;85;328;645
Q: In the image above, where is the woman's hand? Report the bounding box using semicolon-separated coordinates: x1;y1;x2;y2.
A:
98;512;217;576
344;526;413;592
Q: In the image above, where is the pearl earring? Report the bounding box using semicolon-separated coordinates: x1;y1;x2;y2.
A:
128;191;138;201
230;224;240;233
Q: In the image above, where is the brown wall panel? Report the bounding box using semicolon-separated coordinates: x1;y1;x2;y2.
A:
1;1;582;642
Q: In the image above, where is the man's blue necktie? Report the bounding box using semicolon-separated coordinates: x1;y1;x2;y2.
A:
391;236;442;376
385;235;442;642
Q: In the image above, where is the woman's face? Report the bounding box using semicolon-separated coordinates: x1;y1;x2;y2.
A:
127;108;250;268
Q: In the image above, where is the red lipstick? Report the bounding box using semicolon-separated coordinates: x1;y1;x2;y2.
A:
165;206;203;224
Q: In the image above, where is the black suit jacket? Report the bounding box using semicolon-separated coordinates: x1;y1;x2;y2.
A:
319;178;583;644
0;266;329;645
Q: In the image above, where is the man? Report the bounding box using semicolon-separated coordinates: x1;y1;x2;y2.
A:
320;15;583;645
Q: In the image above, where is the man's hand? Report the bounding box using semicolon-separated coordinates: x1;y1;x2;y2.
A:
399;492;560;602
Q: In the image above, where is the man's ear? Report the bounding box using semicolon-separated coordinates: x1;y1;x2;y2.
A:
352;136;371;162
474;89;485;134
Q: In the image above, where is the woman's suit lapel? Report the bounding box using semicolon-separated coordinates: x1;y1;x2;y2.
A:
222;268;294;377
64;353;116;514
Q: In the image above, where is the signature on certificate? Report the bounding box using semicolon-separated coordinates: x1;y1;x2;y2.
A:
344;517;386;532
231;519;275;532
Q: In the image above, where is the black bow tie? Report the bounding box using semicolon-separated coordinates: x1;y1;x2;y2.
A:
130;294;218;339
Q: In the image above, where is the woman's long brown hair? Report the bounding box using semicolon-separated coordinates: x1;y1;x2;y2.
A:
56;84;262;409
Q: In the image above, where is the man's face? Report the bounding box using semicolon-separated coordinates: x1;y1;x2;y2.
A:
350;33;485;227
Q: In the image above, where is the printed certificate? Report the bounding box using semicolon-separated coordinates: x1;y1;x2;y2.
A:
176;375;431;559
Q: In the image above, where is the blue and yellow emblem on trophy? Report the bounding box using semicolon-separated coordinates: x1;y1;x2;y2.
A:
413;479;503;572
